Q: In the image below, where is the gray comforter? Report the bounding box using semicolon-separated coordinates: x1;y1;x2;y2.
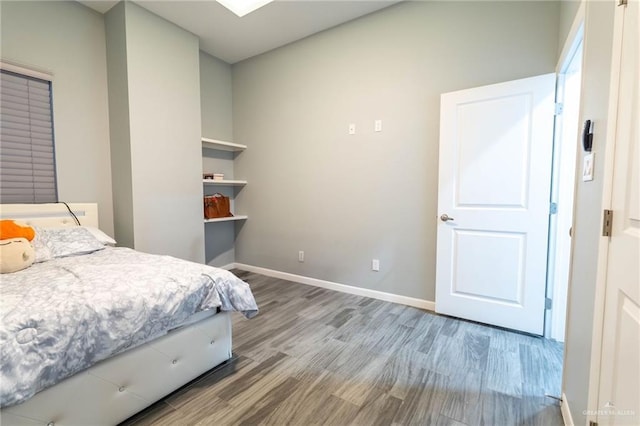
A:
0;247;258;407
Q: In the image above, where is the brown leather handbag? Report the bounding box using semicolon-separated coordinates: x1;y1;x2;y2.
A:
204;193;233;219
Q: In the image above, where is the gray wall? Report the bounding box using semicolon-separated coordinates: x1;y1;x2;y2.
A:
0;1;114;235
561;1;615;424
200;52;233;141
200;51;238;267
558;0;582;55
105;2;204;263
232;1;560;300
104;2;134;249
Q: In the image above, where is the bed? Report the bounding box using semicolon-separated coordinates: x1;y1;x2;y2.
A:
0;203;258;425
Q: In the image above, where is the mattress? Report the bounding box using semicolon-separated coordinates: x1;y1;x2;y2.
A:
0;247;258;408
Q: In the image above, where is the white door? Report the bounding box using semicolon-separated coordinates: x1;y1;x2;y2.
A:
597;1;639;424
435;74;556;335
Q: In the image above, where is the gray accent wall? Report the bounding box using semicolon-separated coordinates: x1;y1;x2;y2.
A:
105;2;204;263
200;51;237;267
561;1;616;424
0;1;114;235
232;1;560;301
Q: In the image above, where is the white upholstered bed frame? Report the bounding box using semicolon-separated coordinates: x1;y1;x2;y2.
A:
0;204;233;425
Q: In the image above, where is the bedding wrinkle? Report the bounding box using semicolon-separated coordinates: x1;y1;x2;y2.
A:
0;247;258;407
15;327;36;344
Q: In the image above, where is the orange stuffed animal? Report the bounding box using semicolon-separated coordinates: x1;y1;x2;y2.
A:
0;220;35;242
0;220;36;273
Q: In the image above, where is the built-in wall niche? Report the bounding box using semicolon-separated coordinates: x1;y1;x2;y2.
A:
201;137;248;224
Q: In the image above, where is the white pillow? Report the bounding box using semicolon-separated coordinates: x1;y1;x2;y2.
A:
82;226;117;246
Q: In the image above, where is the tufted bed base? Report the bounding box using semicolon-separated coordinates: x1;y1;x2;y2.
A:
0;310;232;426
0;204;239;425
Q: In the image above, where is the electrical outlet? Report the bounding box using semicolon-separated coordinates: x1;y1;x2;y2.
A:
298;251;304;262
372;259;380;272
374;120;382;132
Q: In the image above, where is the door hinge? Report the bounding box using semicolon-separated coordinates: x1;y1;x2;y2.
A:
545;297;552;310
550;202;558;215
554;103;564;115
602;209;613;237
618;0;627;6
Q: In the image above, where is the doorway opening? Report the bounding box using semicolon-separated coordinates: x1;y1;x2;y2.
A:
545;25;584;342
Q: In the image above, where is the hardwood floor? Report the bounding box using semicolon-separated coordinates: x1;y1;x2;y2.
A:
121;271;564;426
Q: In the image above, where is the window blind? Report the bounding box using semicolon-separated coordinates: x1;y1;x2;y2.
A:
0;69;57;203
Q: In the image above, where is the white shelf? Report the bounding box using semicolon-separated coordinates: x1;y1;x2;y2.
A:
204;215;248;224
202;179;247;186
201;138;247;152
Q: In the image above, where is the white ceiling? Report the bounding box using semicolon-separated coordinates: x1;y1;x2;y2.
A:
79;0;401;64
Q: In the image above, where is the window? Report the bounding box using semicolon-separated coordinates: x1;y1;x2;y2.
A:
0;68;57;203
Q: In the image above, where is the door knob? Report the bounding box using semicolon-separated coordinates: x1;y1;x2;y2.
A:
440;214;454;222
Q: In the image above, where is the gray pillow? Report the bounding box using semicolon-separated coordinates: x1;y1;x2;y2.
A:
35;227;105;259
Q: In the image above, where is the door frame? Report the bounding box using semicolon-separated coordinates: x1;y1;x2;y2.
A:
584;1;627;424
556;2;587;423
546;23;584;342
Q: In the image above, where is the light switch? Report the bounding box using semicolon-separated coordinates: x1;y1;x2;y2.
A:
583;152;594;182
348;123;356;135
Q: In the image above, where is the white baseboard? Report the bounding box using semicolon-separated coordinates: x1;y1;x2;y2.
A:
219;263;235;270
231;263;436;311
561;393;574;426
